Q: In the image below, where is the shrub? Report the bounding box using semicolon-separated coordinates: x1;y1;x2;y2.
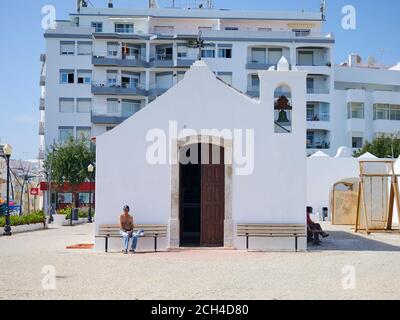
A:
0;211;46;227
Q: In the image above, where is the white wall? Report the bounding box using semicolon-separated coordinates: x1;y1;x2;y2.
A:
95;61;307;250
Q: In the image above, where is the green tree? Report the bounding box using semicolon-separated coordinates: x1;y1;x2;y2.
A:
354;135;400;158
44;138;95;211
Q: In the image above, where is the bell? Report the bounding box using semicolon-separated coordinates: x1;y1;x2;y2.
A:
277;110;290;123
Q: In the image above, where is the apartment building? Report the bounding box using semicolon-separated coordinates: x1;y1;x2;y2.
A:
38;1;400;158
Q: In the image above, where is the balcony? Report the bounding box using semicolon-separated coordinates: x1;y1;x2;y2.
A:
39;98;45;111
39;122;45;136
91;82;147;96
246;62;276;70
92;52;148;68
307;129;330;150
149;54;174;68
246;83;260;97
40;75;46;86
177;53;198;67
148;83;171;97
307;103;330;122
91;106;140;125
346;89;366;103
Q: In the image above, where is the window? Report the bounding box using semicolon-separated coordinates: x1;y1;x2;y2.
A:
60;41;75;55
106;126;115;132
390;105;400;121
154;26;174;35
122;43;140;60
268;48;283;65
293;29;311;37
58;193;72;204
225;27;239;31
348;103;364;119
352;137;363;149
76;98;91;113
121;100;141;117
78;41;92;55
374;104;389;120
107;99;120;115
251;48;266;64
91;22;103;33
156;46;173;60
218;45;232;58
60;70;75;84
250;74;260;90
217;72;232;86
298;51;314;66
107;70;118;86
77;70;92;84
78;193;91;205
107;42;119;57
201;45;215;58
258;27;272;32
156;72;173;89
59;127;74;144
307;78;314;93
115;23;134;33
76;127;91;140
121;72;140;88
177;45;188;58
59;98;74;113
307;104;315;121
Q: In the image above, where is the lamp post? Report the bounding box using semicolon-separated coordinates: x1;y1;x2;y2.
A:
3;144;13;236
87;164;94;223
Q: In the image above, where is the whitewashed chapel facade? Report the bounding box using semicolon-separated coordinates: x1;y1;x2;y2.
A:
95;58;308;251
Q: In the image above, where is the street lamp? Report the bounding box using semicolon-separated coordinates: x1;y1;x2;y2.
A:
87;164;94;224
3;144;13;236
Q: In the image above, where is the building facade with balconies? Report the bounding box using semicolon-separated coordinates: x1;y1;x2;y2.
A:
38;3;400;158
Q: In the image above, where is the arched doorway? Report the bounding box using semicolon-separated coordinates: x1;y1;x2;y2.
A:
179;143;225;247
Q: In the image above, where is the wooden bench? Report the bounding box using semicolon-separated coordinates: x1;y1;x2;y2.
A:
237;224;307;252
96;224;167;253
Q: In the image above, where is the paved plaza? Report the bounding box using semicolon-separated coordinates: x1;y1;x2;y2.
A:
1;223;400;300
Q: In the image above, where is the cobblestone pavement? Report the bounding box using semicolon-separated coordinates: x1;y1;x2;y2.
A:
1;223;400;300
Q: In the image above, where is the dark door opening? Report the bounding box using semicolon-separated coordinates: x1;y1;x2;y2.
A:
180;143;225;247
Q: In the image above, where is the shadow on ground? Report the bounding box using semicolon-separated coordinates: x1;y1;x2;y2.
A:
308;230;400;252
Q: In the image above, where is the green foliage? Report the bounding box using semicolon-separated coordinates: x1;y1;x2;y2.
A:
57;207;95;220
44;138;95;208
0;211;46;227
354;135;400;158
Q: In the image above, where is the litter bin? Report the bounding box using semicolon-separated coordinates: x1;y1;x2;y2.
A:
72;208;79;221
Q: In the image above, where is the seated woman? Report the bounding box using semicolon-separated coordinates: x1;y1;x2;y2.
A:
307;207;329;244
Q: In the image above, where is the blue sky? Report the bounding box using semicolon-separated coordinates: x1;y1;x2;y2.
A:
0;0;399;159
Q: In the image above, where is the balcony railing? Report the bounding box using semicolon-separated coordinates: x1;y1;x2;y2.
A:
307;141;330;149
246;86;260;97
148;83;172;97
246;61;277;70
307;88;330;94
91;81;147;96
307;113;330;122
177;53;198;67
91;105;140;124
92;52;147;67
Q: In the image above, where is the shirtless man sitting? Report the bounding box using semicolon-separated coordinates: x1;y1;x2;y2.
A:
119;205;144;254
